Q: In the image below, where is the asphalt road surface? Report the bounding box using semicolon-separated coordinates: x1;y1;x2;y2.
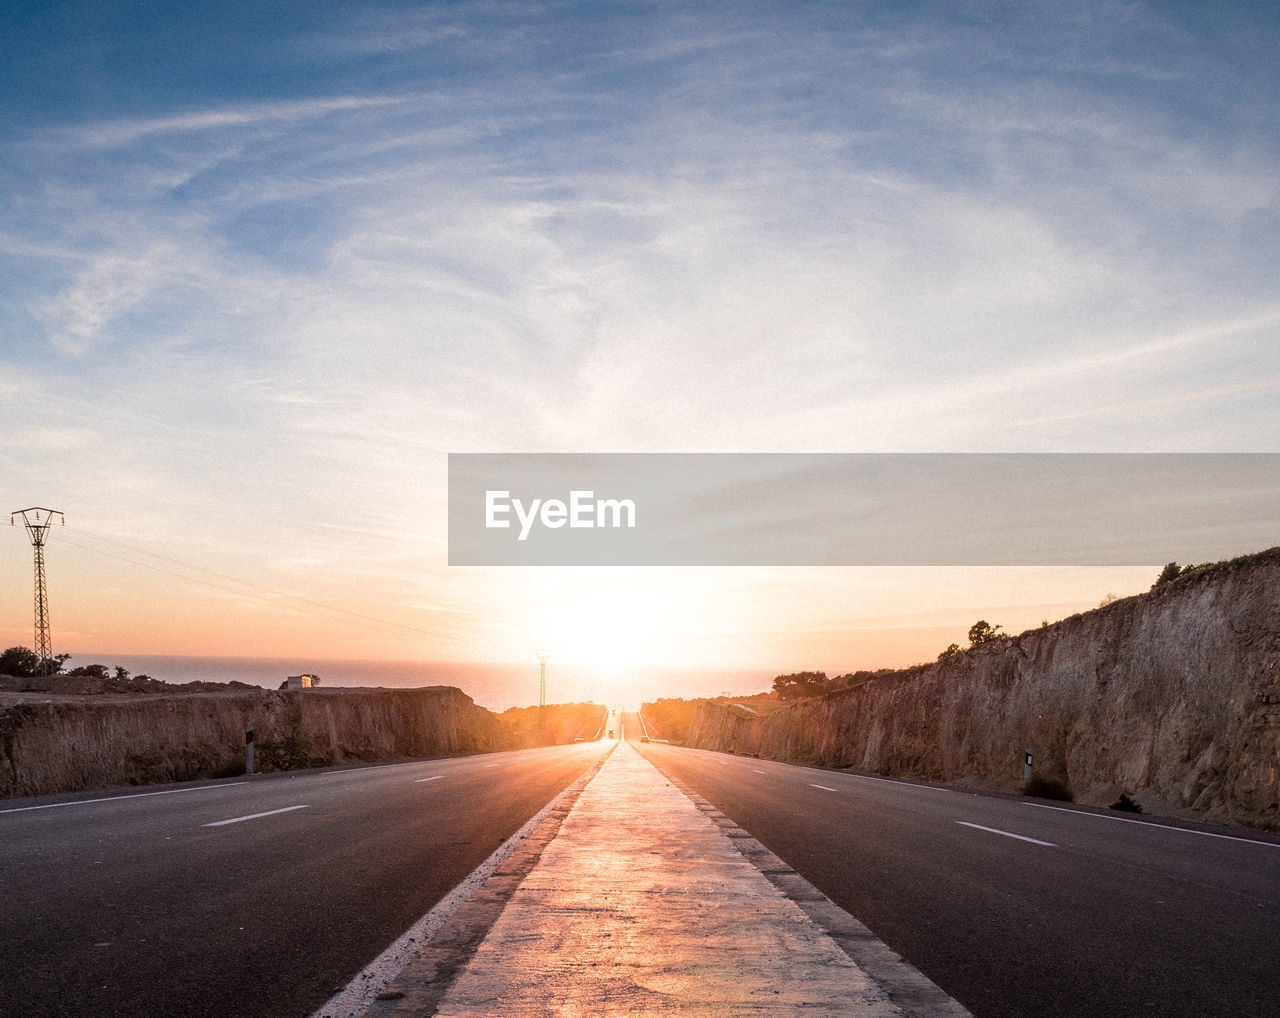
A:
8;720;1277;1018
630;720;1280;1018
0;742;609;1018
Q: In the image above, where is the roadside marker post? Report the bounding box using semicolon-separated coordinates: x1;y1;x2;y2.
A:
1024;748;1033;783
246;727;255;775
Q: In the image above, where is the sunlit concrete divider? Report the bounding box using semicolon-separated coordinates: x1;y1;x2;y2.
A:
316;742;616;1018
362;740;970;1017
644;754;973;1018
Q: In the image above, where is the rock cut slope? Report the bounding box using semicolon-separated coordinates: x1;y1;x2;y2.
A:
0;686;505;797
687;549;1280;829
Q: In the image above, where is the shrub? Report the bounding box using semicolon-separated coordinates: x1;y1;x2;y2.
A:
968;620;1004;645
211;757;248;780
0;646;39;677
1153;559;1225;590
772;671;831;700
1108;792;1142;813
640;697;703;742
1024;774;1074;801
256;705;326;771
66;663;110;680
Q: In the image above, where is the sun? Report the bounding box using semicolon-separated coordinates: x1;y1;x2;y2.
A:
546;585;670;670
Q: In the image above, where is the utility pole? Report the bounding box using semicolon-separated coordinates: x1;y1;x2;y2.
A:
12;507;64;675
535;648;550;728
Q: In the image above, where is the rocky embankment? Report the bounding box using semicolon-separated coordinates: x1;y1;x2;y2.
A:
0;685;510;798
687;548;1280;829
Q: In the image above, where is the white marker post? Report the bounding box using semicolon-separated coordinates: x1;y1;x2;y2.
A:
245;727;255;775
1024;748;1033;783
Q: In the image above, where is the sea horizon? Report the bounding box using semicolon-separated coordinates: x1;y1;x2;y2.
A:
69;652;779;713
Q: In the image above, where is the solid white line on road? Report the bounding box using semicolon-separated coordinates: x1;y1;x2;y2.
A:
203;805;310;827
753;769;766;774
850;773;961;794
810;784;839;792
957;821;1056;847
0;782;249;815
1025;802;1280;848
415;775;444;783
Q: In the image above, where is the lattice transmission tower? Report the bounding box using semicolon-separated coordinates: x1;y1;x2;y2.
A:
11;507;63;675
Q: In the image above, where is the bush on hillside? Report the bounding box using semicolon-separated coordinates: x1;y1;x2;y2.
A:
1023;774;1074;801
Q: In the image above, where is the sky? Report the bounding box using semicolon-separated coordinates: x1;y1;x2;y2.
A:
1;1;1278;698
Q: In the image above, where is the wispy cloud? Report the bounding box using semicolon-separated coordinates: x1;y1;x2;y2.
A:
1;1;1277;667
42;95;410;150
29;245;181;355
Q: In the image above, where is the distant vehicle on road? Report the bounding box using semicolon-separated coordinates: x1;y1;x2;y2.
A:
640;736;650;743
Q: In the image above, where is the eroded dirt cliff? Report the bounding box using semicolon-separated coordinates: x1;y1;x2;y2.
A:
686;548;1280;829
0;685;506;797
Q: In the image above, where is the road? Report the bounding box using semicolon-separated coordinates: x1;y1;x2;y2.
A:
0;741;609;1018
629;717;1280;1018
7;716;1277;1018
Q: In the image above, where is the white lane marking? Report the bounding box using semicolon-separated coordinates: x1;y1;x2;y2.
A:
0;782;248;815
752;769;766;774
202;805;310;827
849;773;959;794
810;784;839;792
957;821;1055;847
1025;802;1280;848
415;775;444;783
483;763;500;769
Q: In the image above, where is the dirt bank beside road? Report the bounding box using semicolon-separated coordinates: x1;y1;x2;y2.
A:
686;549;1280;830
0;685;519;797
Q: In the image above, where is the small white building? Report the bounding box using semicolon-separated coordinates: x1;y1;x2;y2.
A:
285;673;318;689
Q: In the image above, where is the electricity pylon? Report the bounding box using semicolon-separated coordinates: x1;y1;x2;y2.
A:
12;507;63;675
535;648;550;727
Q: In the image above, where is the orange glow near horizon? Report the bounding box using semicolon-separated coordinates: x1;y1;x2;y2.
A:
0;524;1169;687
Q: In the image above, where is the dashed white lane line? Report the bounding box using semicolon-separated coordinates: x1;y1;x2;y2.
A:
957;821;1055;847
1025;802;1280;848
0;782;248;815
810;784;839;792
416;775;445;783
203;805;310;827
483;764;500;769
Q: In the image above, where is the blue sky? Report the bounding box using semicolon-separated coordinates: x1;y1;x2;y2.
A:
1;1;1277;682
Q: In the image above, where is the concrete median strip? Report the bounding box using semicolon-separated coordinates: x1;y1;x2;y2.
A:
359;742;970;1017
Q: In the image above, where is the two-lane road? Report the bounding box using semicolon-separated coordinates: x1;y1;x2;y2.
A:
632;727;1280;1017
0;741;609;1018
9;717;1276;1018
